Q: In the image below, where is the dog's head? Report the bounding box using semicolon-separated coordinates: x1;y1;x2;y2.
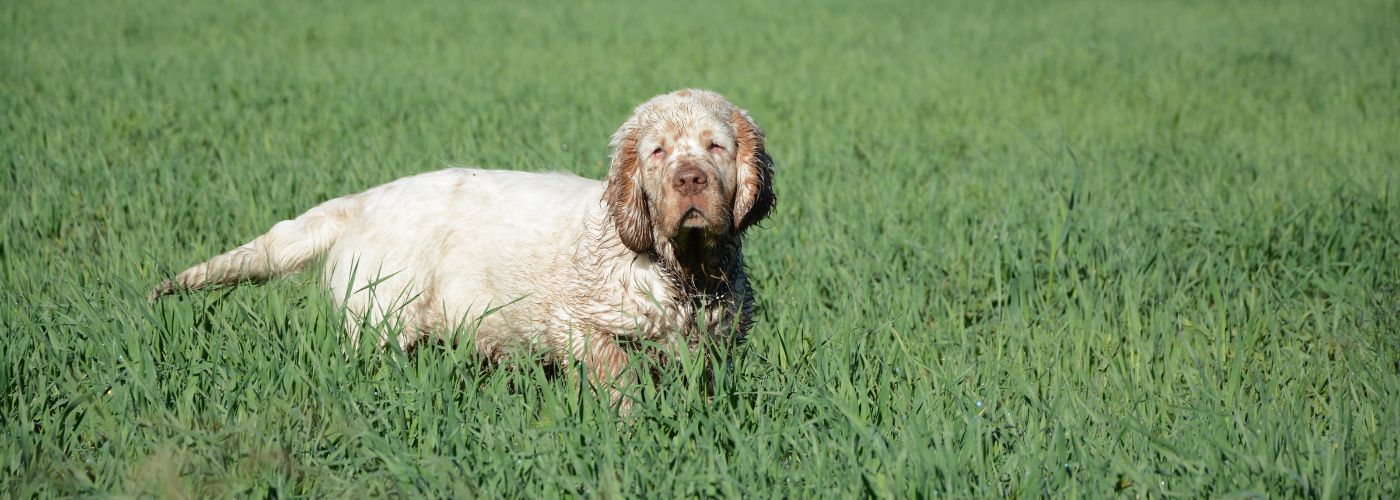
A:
604;89;775;254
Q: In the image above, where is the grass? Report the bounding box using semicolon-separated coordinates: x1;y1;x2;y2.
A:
3;0;1399;496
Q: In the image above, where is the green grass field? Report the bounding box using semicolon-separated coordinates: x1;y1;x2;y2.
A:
4;0;1399;496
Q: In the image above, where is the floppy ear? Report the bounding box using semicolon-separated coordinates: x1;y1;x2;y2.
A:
732;109;775;232
603;119;654;253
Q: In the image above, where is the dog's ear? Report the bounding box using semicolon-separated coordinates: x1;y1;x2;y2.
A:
604;118;654;253
732;109;775;232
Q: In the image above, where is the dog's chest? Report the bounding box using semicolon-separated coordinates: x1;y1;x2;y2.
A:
537;275;732;345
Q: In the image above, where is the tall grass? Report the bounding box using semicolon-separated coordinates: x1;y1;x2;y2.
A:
3;0;1398;496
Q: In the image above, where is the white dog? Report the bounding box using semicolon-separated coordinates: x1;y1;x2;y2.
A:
153;89;775;403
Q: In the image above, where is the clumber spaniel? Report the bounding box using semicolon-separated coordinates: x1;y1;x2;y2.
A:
152;89;775;405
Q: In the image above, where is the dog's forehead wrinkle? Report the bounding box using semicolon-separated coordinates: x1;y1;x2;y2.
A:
640;116;725;151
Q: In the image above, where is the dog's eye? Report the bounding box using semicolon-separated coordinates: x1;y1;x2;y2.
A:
709;143;726;154
650;147;665;159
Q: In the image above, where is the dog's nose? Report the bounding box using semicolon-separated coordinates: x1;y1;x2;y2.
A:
671;167;708;195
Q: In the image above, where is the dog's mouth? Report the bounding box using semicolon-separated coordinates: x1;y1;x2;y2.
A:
671;206;725;248
679;207;708;228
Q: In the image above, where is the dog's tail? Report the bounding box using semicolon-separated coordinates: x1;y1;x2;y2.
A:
150;195;363;300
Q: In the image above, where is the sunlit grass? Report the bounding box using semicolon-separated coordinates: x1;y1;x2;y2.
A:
3;0;1398;496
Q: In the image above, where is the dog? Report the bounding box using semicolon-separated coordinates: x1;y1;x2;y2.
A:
152;89;775;406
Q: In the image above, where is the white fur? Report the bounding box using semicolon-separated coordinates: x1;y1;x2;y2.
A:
323;168;687;352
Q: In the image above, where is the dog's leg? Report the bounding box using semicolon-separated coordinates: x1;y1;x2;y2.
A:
568;332;634;411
